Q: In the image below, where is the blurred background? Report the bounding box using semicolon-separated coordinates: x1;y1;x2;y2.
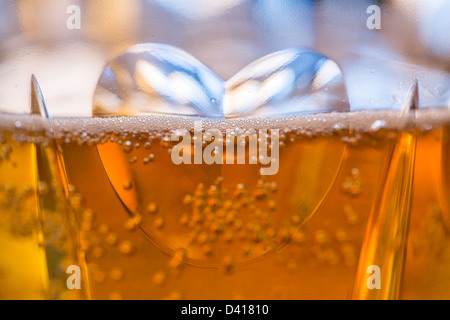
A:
1;0;450;116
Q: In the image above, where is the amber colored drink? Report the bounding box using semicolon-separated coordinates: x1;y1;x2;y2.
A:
1;110;449;299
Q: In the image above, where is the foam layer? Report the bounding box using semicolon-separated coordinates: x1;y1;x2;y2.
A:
1;109;450;137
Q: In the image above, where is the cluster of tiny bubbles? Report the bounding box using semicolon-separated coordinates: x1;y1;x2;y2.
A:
284;212;359;268
43;110;444;154
342;205;360;226
163;291;184;300
65;183;139;300
0;142;41;238
116;199;189;293
309;230;341;266
0;186;37;237
0;141;12;164
316;208;360;267
54;129;103;146
408;202;445;259
268;172;363;270
341;168;363;196
0;126;52;146
272;224;359;271
339;129;363;145
85;125;294;174
147;174;326;274
52;124;353;277
333;164;362;267
0;134;80;299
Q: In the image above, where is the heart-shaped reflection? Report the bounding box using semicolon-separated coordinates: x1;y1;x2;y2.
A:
224;48;348;117
92;43;347;268
93;43;224;117
93;43;349;117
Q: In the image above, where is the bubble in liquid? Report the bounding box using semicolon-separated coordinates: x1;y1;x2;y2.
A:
202;244;213;256
169;249;186;269
97;223;110;234
153;271;166;285
268;181;278;193
370;119;386;131
182;194;192;205
164;291;183;300
122;140;133;153
110;268;124;281
147;202;158;214
105;232;118;246
221;255;235;274
129;156;138;164
91;246;104;258
118;240;136;255
109;292;123;300
122;180;133;190
69;193;84;210
80;220;92;231
2;144;12;154
224;48;349;117
124;215;142;231
37;181;48;195
82;208;95;222
343;204;360;225
268;199;277;210
223;230;234;243
314;230;329;245
335;228;347;242
143;154;155;164
93;43;224;117
341;168;363;196
154;217;164;229
291;231;306;244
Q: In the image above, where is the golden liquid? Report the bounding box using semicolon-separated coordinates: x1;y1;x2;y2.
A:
0;130;84;300
1;118;450;300
0;133;48;299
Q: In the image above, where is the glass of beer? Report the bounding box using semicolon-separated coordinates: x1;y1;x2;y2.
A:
0;0;449;300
